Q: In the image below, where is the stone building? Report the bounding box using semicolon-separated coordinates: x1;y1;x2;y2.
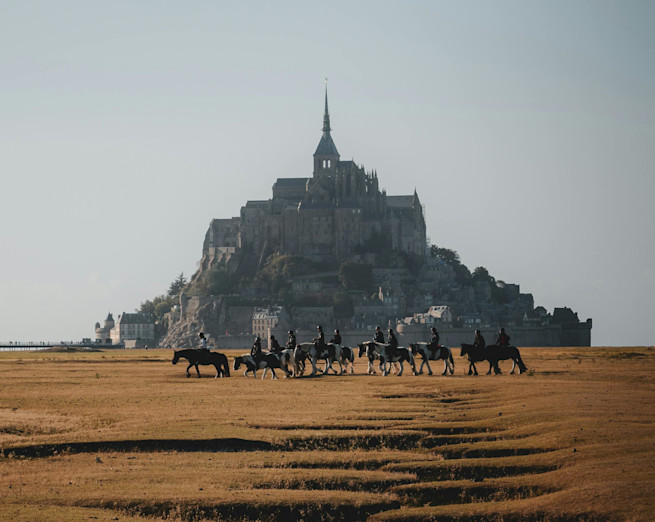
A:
202;88;426;267
94;313;115;343
110;313;155;344
94;312;154;345
252;306;289;339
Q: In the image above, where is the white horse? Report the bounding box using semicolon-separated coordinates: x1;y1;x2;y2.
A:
376;344;417;376
409;342;455;376
357;341;408;375
268;348;300;378
293;342;343;376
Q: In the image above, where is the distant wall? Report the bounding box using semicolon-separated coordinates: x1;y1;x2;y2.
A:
267;324;591;348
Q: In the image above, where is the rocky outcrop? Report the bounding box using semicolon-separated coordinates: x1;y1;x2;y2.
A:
160;296;227;349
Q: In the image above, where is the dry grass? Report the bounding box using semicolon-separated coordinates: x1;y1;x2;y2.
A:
0;346;653;521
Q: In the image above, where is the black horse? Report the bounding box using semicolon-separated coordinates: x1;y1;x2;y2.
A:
460;344;528;375
172;349;230;378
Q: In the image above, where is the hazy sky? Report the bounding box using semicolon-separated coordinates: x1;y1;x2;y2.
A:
1;1;653;346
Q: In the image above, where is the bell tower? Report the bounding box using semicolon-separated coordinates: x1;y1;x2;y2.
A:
313;80;340;178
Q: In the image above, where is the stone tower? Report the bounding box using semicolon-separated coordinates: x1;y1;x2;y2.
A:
313;83;340;178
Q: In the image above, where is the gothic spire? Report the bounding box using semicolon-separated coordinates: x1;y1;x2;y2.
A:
314;79;339;163
322;78;331;134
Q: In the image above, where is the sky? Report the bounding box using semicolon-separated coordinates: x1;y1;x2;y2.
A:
1;1;653;346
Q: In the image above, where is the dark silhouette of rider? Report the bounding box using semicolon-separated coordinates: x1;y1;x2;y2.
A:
429;327;439;347
474;329;486;349
314;325;326;350
286;330;296;350
374;326;385;344
269;335;283;354
388;328;399;353
330;329;342;345
251;336;263;361
496;328;510;348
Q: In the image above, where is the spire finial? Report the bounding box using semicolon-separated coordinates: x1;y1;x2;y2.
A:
323;78;331;134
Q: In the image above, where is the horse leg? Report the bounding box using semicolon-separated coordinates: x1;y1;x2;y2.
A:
510;359;517;374
397;360;404;377
425;359;433;376
186;363;193;378
270;368;278;380
486;362;493;375
309;356;318;377
472;362;478;376
195;364;201;378
442;359;448;376
214;364;221;378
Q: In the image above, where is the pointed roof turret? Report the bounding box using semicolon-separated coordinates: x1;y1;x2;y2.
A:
314;80;339;157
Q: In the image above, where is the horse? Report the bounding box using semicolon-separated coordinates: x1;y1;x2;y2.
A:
233;353;288;379
358;341;416;376
172;349;230;378
293;342;343;376
376;344;417;376
409;342;455;376
272;348;300;378
358;341;385;374
339;346;355;374
460;344;528;375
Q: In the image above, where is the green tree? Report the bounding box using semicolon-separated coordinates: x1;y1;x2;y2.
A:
430;245;460;264
168;272;187;296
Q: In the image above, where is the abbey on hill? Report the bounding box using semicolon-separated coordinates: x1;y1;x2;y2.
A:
202;89;425;267
149;89;591;349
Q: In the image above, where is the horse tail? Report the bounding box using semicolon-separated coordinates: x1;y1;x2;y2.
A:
449;348;454;368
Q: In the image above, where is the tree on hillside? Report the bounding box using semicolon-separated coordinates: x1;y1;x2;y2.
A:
430;245;460;265
168;273;188;297
473;266;492;282
137;294;175;321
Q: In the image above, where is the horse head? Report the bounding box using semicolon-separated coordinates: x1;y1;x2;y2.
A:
233;356;242;371
358;343;368;358
460;344;470;358
172;351;180;365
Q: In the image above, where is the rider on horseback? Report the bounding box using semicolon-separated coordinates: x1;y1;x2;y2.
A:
251;336;263;361
374;326;385;344
429;327;439;348
496;328;510;348
286;330;296;350
474;329;486;349
330;329;341;345
314;325;326;349
269;335;283;354
388;328;399;356
197;332;209;351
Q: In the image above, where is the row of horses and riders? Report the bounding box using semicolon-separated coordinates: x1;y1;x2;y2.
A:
172;326;528;379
